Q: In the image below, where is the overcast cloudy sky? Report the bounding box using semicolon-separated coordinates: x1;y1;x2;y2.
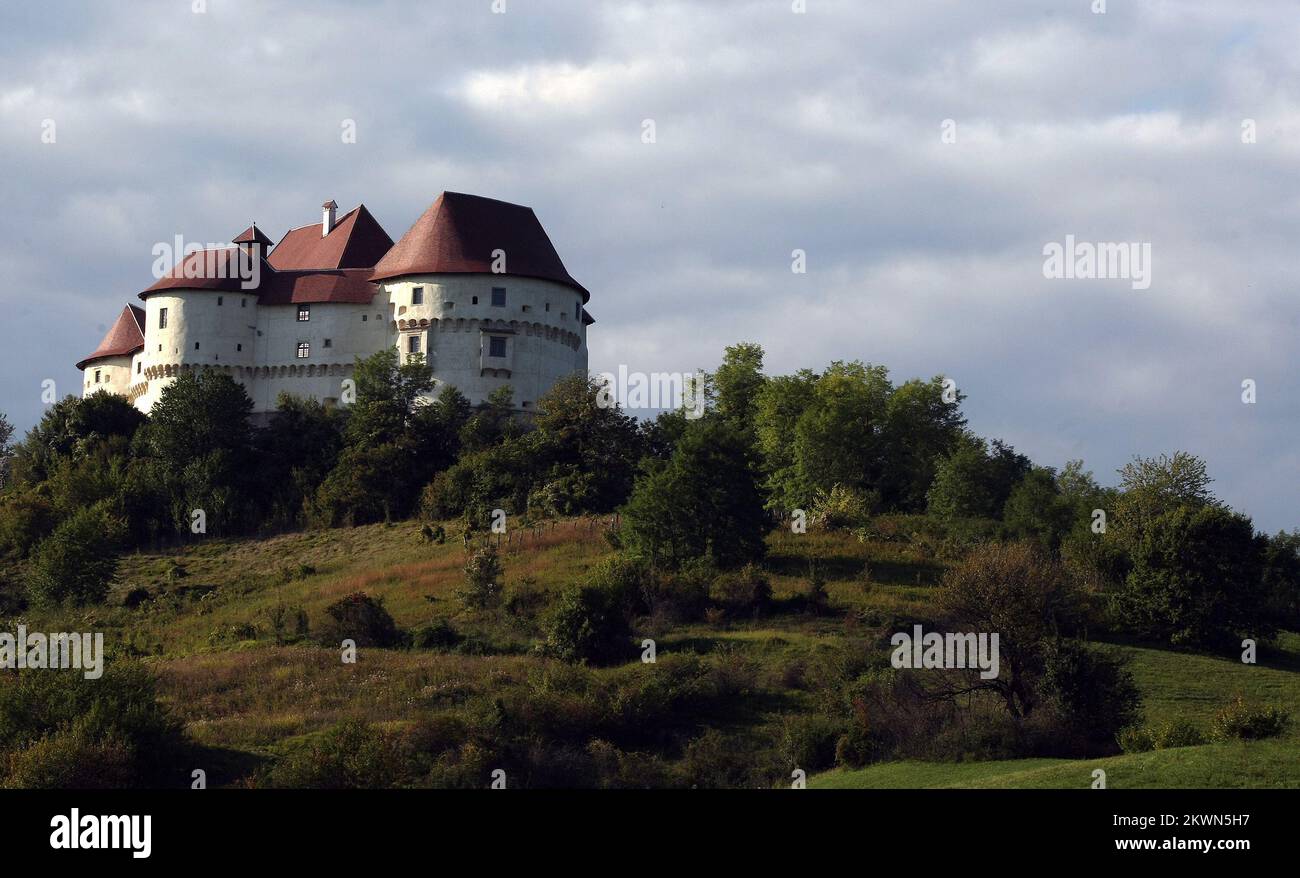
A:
0;0;1295;531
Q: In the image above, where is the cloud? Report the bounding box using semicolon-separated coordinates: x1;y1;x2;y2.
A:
0;0;1295;531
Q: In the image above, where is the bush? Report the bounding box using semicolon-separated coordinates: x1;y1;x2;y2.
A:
1116;505;1272;649
3;725;137;789
458;546;503;610
810;485;875;530
26;502;123;606
1209;696;1290;742
708;564;773;618
316;592;402;648
1151;719;1207;749
542;583;631;665
413;619;462;650
265;720;411;788
1038;640;1143;756
778;714;843;773
0;661;186;787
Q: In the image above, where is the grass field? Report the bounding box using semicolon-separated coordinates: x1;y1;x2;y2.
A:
18;517;1296;788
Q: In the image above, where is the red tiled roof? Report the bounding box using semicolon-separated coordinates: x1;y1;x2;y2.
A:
77;304;145;369
233;224;274;247
371;192;589;301
267;204;393;271
139;244;377;306
258;269;378;305
141;247;272;295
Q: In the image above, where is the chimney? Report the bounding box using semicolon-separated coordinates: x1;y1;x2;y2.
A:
322;199;338;237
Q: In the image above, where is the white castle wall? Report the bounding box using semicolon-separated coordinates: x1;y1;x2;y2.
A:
82;355;134;397
88;274;588;416
385;274;587;409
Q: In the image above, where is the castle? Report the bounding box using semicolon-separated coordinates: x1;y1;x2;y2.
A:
77;192;592;415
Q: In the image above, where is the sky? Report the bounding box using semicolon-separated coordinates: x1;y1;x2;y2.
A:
0;0;1295;531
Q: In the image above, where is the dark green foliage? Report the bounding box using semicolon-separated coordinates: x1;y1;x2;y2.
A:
458;545;503;610
1261;530;1300;632
708;564;773;617
265;720;410;789
26;502;123;606
621;418;767;569
413;619;462;650
1039;639;1143;756
927;435;1031;520
1003;466;1077;550
255;395;344;529
0;661;186;787
1117;505;1272;648
316;592;402;648
312;443;412;526
543;582;632;665
344;348;434;448
9;392;145;486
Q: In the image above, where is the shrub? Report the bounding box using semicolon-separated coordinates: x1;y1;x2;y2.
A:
1151;719;1207;749
265;720;411;788
458;546;503;610
1117;725;1155;753
810;484;875;530
0;661;185;787
708;564;773;617
503;578;546;619
778;714;843;773
413;619;462;650
542;583;631;665
26;502;123;606
1116;505;1272;649
316;592;402;648
1038;639;1143;756
3;725;137;789
1209;696;1290;742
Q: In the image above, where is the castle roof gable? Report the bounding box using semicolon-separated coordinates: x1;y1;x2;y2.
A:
77;304;145;369
267;204;393;271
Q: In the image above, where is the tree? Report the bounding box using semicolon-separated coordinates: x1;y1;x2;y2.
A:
26;502;123;606
10;393;144;486
1003;466;1076;550
312;443;412;526
792;362;892;508
927;436;1030;520
255;395;345;529
621;418;768;569
1116;452;1214;536
0;410;13;457
543;582;632;665
135;370;255;535
754;370;818;511
712;342;766;438
459;385;520;452
458;545;503;610
529;374;643;512
1117;505;1271;648
344;348;434;448
937;541;1085;717
878;376;966;511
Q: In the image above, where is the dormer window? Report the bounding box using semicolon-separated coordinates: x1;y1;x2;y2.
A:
298;306;310;322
